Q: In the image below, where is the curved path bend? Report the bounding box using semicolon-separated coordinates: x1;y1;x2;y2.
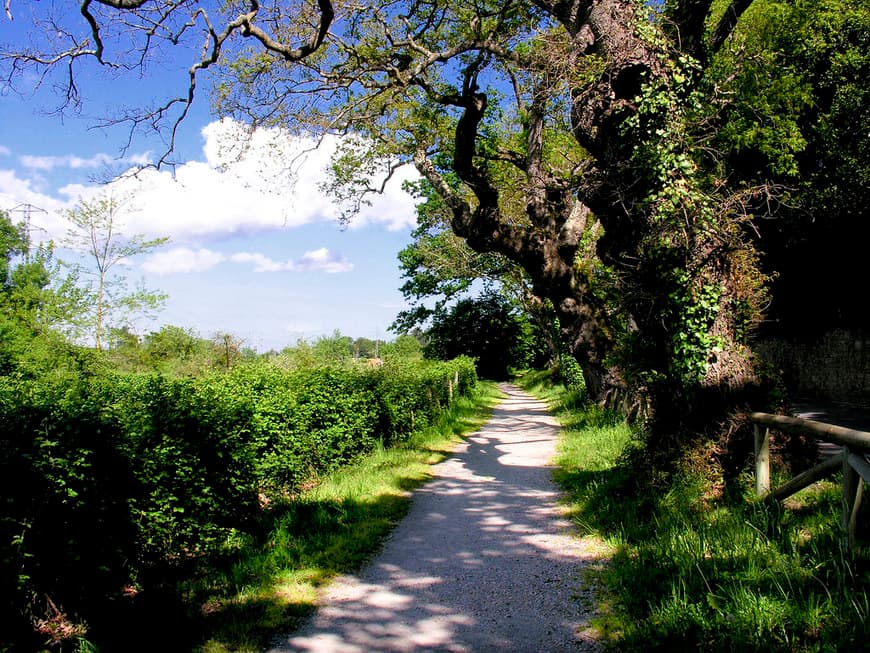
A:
270;384;603;652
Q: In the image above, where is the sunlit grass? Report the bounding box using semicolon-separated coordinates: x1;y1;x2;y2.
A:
516;371;870;651
193;381;502;652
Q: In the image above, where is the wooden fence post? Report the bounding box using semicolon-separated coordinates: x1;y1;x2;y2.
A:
755;424;770;497
843;447;863;550
749;411;870;552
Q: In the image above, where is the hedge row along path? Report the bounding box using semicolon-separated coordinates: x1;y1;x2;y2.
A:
270;384;604;652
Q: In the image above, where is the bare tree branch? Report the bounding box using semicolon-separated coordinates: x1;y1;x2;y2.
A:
710;0;756;53
659;0;712;58
2;1;336;164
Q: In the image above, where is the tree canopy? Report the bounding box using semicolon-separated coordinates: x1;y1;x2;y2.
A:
425;291;548;379
4;0;867;455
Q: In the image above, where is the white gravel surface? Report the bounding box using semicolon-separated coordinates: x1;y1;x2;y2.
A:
269;383;604;652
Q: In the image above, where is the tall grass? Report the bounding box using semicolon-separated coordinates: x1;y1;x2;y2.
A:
516;370;870;651
191;381;503;652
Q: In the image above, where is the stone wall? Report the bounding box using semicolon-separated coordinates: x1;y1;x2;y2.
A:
755;329;870;401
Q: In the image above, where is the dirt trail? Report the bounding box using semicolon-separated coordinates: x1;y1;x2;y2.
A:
269;383;604;652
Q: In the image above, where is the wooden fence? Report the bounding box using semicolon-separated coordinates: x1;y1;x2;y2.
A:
749;412;870;550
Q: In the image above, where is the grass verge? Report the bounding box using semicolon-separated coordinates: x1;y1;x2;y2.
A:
516;369;869;652
187;380;502;652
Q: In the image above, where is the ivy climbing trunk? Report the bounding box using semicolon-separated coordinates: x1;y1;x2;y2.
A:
546;0;766;452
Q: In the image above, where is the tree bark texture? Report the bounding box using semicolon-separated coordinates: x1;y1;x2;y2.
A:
420;0;761;422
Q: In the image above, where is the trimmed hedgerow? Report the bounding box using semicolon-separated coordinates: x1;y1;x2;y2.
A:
0;355;476;650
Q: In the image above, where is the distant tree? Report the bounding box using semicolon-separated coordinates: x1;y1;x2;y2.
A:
392;180;512;334
145;325;204;362
0;212;85;335
107;326;141;352
239;346;259;362
394;179;561;365
425;292;538;380
0;212;24;288
380;334;424;361
62;193;169;350
212;331;243;370
0;211;88;374
313;330;353;364
352;337;378;359
277;339;318;369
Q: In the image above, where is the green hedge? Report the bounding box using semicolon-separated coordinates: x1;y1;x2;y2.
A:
0;356;476;649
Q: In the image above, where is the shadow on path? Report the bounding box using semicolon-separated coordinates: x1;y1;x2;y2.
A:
269;384;602;652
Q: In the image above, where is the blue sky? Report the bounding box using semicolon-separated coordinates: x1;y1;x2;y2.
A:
0;8;421;352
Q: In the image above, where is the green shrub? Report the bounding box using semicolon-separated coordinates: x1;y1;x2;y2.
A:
0;375;139;649
0;355;477;650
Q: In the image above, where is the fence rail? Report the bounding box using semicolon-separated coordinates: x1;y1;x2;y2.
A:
749;412;870;550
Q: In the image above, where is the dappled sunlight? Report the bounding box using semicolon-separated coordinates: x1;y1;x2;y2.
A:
271;384;603;652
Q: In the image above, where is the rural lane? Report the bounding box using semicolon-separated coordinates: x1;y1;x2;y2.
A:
268;383;604;652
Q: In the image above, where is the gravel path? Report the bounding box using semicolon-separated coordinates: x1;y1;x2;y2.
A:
269;383;604;652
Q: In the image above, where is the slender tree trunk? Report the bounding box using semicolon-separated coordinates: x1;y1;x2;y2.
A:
95;277;105;351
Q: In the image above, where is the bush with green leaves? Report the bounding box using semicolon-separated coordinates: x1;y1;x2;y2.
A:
372;357;478;439
558;350;587;394
0;354;476;649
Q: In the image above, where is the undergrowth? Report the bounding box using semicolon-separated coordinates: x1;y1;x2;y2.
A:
516;369;870;651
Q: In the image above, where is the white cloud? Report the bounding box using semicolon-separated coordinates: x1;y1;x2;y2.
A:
140;246;353;276
3;119;420;244
109;120;418;240
0;145;10;157
230;248;353;274
297;247;354;274
141;247;226;275
19;151;152;171
345;163;424;232
0;170;57;209
0;170;70;239
230;251;292;272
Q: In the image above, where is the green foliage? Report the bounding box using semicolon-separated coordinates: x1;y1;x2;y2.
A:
271;332;412;369
0;211;87;346
424;291;544;379
351;336;380;359
716;0;870;335
392;179;513;334
558;351;587;394
0;353;477;650
193;380;500;652
312;330;354;364
0;212;91;385
663;271;724;385
142;325;208;367
520;373;870;651
106;325;269;376
0;212;27;287
369;357;477;438
393;179;559;369
380;333;424;360
60;193;169;349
